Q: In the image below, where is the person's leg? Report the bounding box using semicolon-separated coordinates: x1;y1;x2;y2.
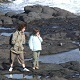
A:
33;51;37;69
36;52;40;69
17;53;29;71
17;53;25;65
10;52;16;67
9;52;16;71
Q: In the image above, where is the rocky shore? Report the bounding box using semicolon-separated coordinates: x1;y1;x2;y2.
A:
0;5;80;80
0;5;78;25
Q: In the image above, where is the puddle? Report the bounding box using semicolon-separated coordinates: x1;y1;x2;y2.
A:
72;41;80;45
52;26;59;28
0;26;31;37
1;32;13;36
0;27;15;30
40;48;80;64
72;73;80;78
5;74;41;79
25;48;80;64
65;73;80;78
0;32;31;36
25;58;33;61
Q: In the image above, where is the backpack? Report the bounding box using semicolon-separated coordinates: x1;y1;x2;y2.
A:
9;34;13;46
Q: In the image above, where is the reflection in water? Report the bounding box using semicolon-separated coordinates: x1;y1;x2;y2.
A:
9;74;13;78
6;73;51;80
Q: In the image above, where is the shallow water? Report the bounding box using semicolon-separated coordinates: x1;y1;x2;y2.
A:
40;48;80;64
0;32;13;36
0;26;15;30
25;48;80;64
0;32;30;37
0;27;31;36
5;74;41;79
5;73;51;80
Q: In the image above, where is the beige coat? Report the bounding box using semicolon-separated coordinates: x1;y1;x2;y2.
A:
11;31;25;54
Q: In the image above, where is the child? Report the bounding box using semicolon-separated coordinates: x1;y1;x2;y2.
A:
29;28;43;70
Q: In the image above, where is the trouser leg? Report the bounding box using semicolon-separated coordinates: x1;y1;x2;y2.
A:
33;52;37;67
33;51;40;67
10;52;16;67
36;52;40;68
17;53;25;65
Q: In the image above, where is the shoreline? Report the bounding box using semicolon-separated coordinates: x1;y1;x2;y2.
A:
0;5;80;80
0;30;79;80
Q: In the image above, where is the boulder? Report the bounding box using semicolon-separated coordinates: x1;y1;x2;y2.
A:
53;7;77;18
16;13;27;20
42;6;56;15
0;5;77;25
12;18;24;25
0;16;13;24
39;13;53;19
19;12;41;23
5;12;17;18
28;12;41;19
21;16;36;23
24;5;42;14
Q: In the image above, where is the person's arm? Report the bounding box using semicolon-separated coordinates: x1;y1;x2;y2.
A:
28;36;33;51
22;34;26;44
36;32;43;43
12;31;18;44
38;36;43;43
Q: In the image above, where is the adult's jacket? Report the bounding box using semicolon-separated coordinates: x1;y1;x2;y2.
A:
11;31;25;54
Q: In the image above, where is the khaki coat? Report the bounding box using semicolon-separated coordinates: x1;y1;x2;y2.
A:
11;31;25;54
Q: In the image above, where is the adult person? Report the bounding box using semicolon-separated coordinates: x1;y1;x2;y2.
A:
9;23;30;72
28;28;43;70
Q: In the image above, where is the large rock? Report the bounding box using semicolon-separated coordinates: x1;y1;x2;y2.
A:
39;13;53;19
0;5;78;25
16;13;27;20
21;16;36;23
5;12;17;18
53;7;77;18
24;5;42;13
18;12;41;23
0;16;13;24
42;6;56;15
28;12;41;19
